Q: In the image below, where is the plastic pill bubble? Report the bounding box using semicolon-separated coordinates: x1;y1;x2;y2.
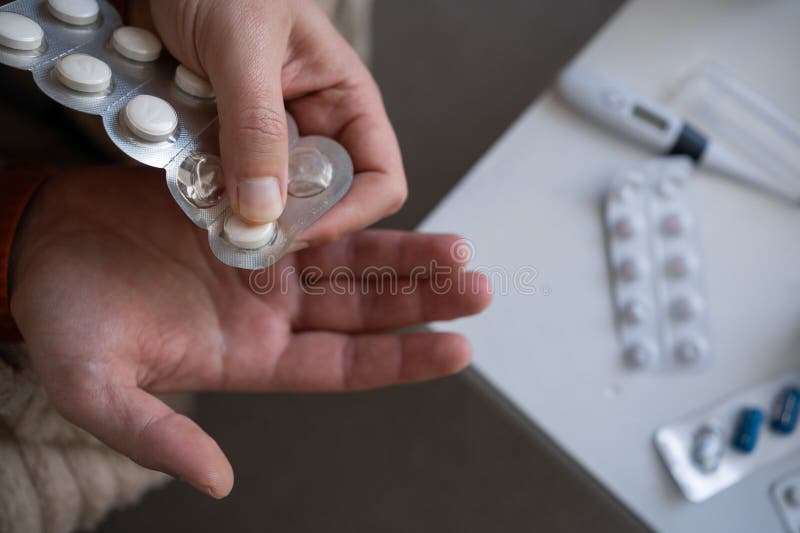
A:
618;258;641;282
669;296;697;321
665;255;690;279
0;12;43;51
621;300;647;325
613;217;636;239
55;53;111;93
675;339;703;364
624;343;652;368
785;486;800;507
288;143;334;198
660;213;684;237
47;0;99;26
177;153;225;208
691;423;725;473
111;26;161;62
123;95;178;142
174;64;214;98
223;214;276;249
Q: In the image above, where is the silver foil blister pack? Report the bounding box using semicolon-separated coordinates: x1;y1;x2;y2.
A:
655;370;800;503
0;0;353;269
605;157;712;372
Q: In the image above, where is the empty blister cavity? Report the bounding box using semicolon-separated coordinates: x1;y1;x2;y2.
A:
123;94;177;142
208;135;353;269
111;26;161;62
175;64;214;98
55;52;110;92
48;0;99;26
0;11;43;50
655;370;800;503
288;140;334;197
177;152;225;208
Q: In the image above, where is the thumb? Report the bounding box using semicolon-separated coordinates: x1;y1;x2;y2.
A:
205;11;289;224
52;380;234;499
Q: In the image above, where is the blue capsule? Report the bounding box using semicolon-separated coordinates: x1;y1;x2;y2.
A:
771;387;800;434
731;407;764;453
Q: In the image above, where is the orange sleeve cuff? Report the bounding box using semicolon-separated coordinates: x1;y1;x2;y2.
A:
0;164;51;341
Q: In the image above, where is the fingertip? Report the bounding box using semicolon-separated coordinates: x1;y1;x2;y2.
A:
467;272;494;313
433;333;472;375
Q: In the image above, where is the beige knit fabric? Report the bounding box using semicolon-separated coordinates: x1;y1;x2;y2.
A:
0;1;373;531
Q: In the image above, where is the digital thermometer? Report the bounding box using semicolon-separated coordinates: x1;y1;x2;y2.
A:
558;65;799;202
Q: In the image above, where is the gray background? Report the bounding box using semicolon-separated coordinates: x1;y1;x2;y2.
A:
1;0;649;531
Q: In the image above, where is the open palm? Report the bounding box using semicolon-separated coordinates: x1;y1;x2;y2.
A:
10;166;490;498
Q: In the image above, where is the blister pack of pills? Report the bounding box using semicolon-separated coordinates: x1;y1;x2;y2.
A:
655;370;800;503
0;0;353;269
772;469;800;532
605;156;711;372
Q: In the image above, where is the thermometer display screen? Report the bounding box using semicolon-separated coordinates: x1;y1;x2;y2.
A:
632;105;669;131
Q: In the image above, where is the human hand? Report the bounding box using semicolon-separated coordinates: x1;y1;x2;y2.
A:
124;0;406;246
9;167;491;498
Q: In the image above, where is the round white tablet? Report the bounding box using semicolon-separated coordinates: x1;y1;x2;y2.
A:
47;0;99;26
55;53;111;93
174;64;214;98
223;215;276;250
111;26;161;62
0;12;44;51
123;95;178;142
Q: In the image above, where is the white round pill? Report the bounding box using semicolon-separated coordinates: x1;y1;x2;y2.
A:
47;0;99;26
55;53;111;93
223;215;276;250
111;26;161;62
0;12;44;51
123;95;178;142
174;64;214;98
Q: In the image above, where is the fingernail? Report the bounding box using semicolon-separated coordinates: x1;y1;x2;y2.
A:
237;177;283;223
288;240;309;253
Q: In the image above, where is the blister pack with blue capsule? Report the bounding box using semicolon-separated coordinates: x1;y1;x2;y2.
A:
0;0;353;269
655;370;800;503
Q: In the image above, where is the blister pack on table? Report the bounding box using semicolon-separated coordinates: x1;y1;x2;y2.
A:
604;157;711;372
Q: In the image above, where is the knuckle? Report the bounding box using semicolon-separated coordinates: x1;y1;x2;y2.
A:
235;104;287;144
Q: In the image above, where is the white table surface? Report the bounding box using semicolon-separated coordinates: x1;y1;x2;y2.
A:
419;1;800;531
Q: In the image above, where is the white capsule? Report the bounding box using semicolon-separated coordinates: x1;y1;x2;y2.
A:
174;64;214;98
55;53;111;93
223;214;276;250
47;0;99;26
0;12;43;51
123;95;177;142
111;26;162;62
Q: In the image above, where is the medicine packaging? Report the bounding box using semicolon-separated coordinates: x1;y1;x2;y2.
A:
655;370;800;503
0;0;353;269
604;157;711;372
